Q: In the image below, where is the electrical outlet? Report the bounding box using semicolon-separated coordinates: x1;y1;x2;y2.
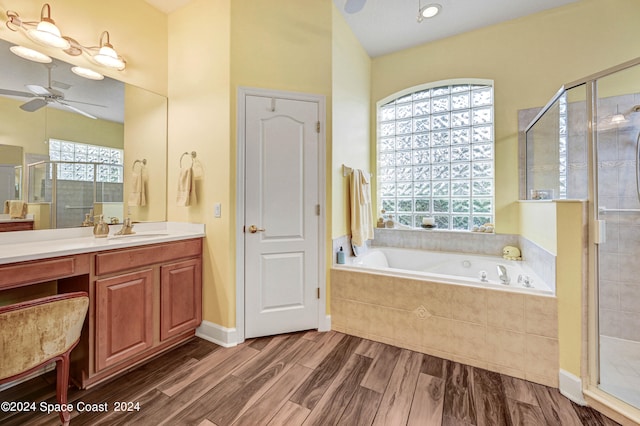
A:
214;203;221;218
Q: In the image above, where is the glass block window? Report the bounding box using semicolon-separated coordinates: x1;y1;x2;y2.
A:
558;92;567;199
377;81;495;230
48;139;123;183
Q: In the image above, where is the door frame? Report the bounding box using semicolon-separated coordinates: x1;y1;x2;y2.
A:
235;86;327;344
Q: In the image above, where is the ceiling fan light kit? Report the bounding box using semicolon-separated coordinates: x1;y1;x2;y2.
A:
5;3;126;74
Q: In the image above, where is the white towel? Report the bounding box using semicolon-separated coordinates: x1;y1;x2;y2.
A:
349;169;374;247
128;171;147;207
176;166;196;206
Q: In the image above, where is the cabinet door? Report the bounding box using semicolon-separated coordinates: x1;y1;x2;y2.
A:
161;258;202;341
96;269;153;371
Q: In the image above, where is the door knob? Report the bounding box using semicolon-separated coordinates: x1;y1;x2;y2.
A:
248;225;265;233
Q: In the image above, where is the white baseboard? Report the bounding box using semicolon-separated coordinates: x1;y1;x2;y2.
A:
319;315;331;332
196;320;238;348
559;369;587;406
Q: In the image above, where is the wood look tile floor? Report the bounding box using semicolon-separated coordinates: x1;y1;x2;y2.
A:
0;331;622;426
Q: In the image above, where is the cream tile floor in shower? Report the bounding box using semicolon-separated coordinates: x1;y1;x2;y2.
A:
599;335;640;408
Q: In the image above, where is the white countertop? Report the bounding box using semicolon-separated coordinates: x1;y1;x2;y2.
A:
0;222;205;265
0;213;35;223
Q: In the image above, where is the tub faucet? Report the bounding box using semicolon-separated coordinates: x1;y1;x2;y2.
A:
496;264;510;285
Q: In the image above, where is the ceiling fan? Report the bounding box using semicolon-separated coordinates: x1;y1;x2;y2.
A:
344;0;367;13
0;64;100;119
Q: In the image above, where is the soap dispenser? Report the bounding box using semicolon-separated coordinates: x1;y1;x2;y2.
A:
93;215;109;238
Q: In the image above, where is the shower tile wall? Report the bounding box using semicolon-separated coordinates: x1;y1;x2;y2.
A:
598;94;640;342
44;180;123;228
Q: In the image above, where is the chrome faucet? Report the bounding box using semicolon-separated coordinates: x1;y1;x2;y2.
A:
496;264;510;285
115;217;135;236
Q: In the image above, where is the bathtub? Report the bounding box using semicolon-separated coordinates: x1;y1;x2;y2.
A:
345;247;553;295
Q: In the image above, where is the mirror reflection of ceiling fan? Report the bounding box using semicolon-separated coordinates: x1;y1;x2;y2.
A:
344;0;367;13
0;64;104;120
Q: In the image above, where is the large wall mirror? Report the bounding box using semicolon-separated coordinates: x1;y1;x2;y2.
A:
0;38;167;229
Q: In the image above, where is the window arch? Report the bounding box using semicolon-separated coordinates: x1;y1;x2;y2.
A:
376;79;494;231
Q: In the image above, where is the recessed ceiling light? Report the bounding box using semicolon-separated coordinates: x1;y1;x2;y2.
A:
417;3;441;22
71;66;104;80
9;45;52;63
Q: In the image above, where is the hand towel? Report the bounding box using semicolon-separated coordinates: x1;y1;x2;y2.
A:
176;166;196;206
127;171;147;207
4;200;27;219
349;169;374;248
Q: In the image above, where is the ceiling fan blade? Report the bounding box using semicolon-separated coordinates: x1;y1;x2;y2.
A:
51;80;71;90
57;100;98;120
345;0;366;13
26;84;56;96
20;98;48;112
0;88;36;98
64;99;107;108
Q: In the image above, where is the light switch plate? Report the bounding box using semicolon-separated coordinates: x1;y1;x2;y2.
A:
214;203;221;218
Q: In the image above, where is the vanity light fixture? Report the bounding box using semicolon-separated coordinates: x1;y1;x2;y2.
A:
71;66;104;81
417;2;441;22
6;4;70;49
9;45;52;63
63;31;127;71
5;4;127;71
92;31;126;70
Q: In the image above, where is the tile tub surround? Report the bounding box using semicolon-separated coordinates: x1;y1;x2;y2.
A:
331;267;559;387
372;228;556;291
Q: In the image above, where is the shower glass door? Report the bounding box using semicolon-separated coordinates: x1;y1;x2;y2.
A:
595;63;640;409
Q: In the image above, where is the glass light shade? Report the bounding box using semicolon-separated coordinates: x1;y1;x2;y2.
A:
9;45;52;63
93;45;125;70
27;20;70;49
71;66;104;80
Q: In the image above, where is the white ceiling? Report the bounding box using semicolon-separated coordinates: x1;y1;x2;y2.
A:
146;0;580;57
334;0;580;57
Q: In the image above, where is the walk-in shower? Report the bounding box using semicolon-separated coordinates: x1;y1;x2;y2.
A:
524;56;640;420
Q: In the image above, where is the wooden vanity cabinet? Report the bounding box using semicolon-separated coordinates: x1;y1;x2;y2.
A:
95;269;154;371
85;238;203;387
161;258;202;341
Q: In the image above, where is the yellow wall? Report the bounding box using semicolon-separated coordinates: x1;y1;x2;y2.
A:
331;5;371;238
123;85;168;222
371;0;640;235
519;201;557;254
167;0;232;327
0;96;123;156
556;201;588;377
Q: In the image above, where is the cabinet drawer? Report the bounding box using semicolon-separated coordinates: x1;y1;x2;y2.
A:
95;239;202;276
0;254;90;289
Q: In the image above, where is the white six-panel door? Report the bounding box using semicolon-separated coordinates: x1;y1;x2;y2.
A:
244;94;320;338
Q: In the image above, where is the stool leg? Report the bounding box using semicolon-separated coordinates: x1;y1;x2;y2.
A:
55;352;71;426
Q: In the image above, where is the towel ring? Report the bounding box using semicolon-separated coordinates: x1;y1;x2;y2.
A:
132;158;147;172
180;151;197;168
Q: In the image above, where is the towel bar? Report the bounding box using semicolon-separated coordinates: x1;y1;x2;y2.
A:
132;159;147;171
342;164;372;177
180;151;197;168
